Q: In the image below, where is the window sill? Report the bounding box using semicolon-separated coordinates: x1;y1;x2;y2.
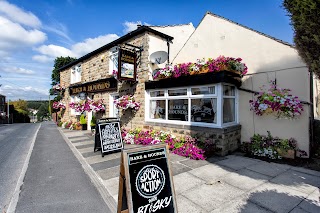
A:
145;119;241;133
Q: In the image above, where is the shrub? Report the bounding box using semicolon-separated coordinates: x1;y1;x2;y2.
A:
80;114;86;124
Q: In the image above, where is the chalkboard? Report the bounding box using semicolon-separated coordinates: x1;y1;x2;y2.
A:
95;118;123;157
117;144;177;213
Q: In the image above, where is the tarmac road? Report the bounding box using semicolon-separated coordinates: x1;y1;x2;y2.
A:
14;122;111;213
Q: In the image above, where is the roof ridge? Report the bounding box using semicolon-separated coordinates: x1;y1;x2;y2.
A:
206;11;294;47
149;23;193;28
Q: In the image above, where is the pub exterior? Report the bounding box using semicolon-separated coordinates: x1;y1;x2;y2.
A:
59;12;320;157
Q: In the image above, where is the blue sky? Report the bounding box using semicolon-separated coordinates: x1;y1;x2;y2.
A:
0;0;293;100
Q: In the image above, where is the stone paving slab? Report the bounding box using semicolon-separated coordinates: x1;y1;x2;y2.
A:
183;181;245;212
90;158;120;171
176;195;207;213
102;177;119;197
291;166;320;177
170;161;192;176
86;153;118;165
72;141;93;146
210;196;273;213
247;161;291;177
298;189;320;213
180;158;210;169
244;182;308;213
222;168;271;191
97;166;120;180
68;135;87;139
77;147;93;154
215;155;260;171
75;143;94;149
70;138;90;143
270;169;320;194
189;164;232;182
82;151;101;158
173;172;205;194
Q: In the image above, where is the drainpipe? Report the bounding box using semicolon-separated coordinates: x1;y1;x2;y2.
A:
309;69;315;156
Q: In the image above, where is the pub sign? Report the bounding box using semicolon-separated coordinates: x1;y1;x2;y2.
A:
118;48;137;81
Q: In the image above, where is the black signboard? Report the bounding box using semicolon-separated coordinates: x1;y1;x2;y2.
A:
117;144;177;213
94;118;123;157
118;48;137;81
69;77;117;95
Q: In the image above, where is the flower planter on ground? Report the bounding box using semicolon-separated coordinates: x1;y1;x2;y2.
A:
277;149;295;159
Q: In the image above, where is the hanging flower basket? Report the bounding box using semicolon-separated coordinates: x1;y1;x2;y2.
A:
69;98;105;113
114;95;141;111
249;81;304;119
53;101;66;109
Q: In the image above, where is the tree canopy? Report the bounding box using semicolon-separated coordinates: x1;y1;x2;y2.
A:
283;0;320;78
51;56;77;87
11;99;28;114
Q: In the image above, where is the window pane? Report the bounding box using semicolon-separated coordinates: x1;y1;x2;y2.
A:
168;99;188;121
150;100;166;119
223;98;235;123
223;85;235;96
191;86;215;95
191;98;217;124
150;91;164;97
168;89;187;96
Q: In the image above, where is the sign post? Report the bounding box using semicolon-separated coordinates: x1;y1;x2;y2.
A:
94;117;123;157
118;144;177;213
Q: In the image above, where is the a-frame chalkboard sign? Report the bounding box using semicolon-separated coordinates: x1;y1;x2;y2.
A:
117;144;177;213
94;117;123;157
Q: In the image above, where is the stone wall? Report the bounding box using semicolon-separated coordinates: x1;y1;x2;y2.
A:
59;31;241;156
144;122;241;156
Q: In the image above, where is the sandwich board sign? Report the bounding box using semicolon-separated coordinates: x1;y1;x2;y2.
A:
117;144;177;213
94;117;123;157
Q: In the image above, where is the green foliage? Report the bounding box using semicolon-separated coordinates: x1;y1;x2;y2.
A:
37;102;49;121
241;131;297;159
11;99;28;113
283;0;320;77
50;56;77;94
90;115;96;127
80;114;86;124
27;101;47;109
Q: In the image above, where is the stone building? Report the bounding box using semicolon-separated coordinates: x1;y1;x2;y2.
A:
59;12;320;156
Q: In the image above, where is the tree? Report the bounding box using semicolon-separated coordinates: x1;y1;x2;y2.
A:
283;0;320;78
11;99;28;114
37;102;49;121
51;56;77;87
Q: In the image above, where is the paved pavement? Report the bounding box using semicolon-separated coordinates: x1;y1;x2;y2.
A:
15;122;111;213
59;128;320;213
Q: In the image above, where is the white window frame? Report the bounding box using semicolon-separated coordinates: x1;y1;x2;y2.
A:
70;95;80;116
109;47;118;75
109;93;120;118
145;83;238;128
70;64;82;84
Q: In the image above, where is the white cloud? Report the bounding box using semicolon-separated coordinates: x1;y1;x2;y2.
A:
36;44;75;58
33;34;119;62
0;84;49;100
43;22;72;43
0;1;41;28
1;66;35;75
71;34;119;56
0;16;47;56
122;21;150;34
32;55;53;63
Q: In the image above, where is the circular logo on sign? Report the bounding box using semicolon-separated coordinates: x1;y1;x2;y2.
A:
135;165;165;198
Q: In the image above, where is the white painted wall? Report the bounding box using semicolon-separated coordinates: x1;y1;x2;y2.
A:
151;23;195;61
173;13;311;156
148;24;195;79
